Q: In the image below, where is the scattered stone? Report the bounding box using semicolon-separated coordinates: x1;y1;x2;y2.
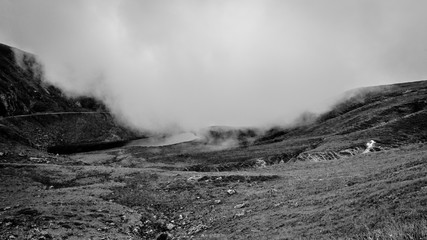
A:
29;157;49;163
234;203;247;209
97;226;110;231
235;211;245;217
166;223;175;230
363;140;376;153
254;158;267;168
3;206;11;211
0;152;4;157
188;224;208;235
214;199;222;204
226;189;236;195
268;188;278;196
132;226;141;234
187;175;204;182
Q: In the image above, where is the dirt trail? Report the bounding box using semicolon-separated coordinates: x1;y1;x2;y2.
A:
0;111;108;120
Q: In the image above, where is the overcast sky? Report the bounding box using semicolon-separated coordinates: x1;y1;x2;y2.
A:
1;0;427;131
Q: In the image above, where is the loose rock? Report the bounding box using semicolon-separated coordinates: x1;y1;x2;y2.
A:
226;189;236;195
187;175;204;182
254;158;267;168
235;211;245;217
234;203;247;209
166;223;175;230
188;224;208;235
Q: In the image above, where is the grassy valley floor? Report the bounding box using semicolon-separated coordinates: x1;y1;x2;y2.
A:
0;142;426;239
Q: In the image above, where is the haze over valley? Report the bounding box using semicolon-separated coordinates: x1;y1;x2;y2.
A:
1;1;427;239
2;1;427;131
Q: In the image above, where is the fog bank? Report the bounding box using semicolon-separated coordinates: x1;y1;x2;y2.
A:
2;0;427;132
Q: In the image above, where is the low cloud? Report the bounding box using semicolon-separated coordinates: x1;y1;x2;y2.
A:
1;0;427;132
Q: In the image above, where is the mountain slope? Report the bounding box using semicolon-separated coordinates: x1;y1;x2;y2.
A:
0;43;140;153
120;80;427;171
0;43;107;116
256;80;427;152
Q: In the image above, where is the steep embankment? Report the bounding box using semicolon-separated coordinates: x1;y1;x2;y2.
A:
0;43;140;153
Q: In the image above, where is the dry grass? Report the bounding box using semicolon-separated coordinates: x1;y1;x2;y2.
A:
117;144;427;239
350;219;427;240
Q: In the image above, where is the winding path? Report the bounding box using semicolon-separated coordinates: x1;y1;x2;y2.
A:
0;111;109;120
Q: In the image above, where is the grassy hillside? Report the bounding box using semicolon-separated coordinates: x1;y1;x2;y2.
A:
258;80;427;147
109;80;427;173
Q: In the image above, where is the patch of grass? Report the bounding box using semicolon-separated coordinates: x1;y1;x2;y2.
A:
106;172;160;208
20;167;113;188
350;219;427;240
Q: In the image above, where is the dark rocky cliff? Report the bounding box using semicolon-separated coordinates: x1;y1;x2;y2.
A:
0;43;141;153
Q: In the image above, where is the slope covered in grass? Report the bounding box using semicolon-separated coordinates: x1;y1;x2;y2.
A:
256;80;427;151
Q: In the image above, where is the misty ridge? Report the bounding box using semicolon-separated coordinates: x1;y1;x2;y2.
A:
10;44;384;149
6;44;338;150
2;0;427;140
9;43;397;151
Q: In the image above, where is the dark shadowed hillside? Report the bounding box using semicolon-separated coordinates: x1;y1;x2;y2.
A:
0;43;107;116
0;43;141;153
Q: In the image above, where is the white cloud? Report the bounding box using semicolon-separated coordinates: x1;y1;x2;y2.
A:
1;0;427;131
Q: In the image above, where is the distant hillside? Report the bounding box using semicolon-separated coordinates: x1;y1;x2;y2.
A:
0;43;141;153
257;80;427;152
136;80;427;172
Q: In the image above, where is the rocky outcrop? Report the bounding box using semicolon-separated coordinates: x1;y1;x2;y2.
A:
295;141;389;162
296;148;363;162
